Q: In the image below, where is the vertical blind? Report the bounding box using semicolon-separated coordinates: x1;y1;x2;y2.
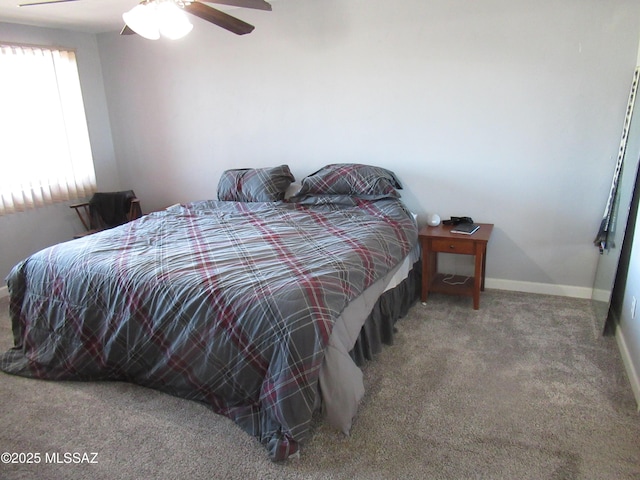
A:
0;44;96;215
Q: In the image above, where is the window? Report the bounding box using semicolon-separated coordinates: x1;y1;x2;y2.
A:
0;43;96;215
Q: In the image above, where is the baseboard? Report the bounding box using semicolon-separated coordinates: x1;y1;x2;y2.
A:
615;326;640;411
486;278;593;299
0;286;7;299
591;288;611;303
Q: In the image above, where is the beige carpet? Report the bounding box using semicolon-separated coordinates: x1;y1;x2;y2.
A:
1;290;639;479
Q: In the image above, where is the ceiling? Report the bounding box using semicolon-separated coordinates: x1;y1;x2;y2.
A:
0;0;138;33
0;0;260;34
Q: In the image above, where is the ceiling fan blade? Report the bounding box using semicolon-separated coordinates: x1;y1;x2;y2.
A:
19;0;80;6
200;0;271;11
184;2;255;35
120;24;136;36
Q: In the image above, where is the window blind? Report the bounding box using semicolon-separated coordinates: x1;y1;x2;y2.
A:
0;44;97;215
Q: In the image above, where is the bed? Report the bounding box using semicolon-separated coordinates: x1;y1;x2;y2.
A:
1;163;419;461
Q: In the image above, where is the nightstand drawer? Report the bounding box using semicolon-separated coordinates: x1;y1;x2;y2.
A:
430;238;476;254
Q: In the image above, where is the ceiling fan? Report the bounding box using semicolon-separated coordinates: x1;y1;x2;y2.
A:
17;0;272;38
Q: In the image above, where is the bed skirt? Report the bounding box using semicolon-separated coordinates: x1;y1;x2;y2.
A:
349;260;421;366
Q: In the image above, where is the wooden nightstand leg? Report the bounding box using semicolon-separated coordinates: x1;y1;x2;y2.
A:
473;246;482;310
481;245;487;292
421;250;431;303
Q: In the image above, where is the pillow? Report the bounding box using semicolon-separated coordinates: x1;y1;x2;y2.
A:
290;194;405;207
294;163;402;199
217;165;295;202
284;182;302;200
290;194;364;207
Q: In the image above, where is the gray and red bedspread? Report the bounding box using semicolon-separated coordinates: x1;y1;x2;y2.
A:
1;198;417;460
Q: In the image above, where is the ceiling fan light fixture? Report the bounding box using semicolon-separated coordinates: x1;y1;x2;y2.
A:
122;3;160;40
123;0;193;40
157;1;193;40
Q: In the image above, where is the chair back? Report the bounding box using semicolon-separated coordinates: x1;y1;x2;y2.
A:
89;190;139;229
70;190;142;238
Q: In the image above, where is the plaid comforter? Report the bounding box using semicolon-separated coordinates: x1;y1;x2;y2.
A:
1;198;417;460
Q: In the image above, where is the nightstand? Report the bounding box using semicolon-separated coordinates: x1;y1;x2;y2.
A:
419;223;494;310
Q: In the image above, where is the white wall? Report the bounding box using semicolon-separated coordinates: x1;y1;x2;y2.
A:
0;22;120;286
96;0;640;295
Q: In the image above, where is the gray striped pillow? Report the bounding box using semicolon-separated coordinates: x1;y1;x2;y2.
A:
217;165;295;202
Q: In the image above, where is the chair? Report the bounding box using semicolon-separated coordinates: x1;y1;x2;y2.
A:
70;190;142;239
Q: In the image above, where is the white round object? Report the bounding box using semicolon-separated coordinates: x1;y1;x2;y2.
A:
427;213;441;227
